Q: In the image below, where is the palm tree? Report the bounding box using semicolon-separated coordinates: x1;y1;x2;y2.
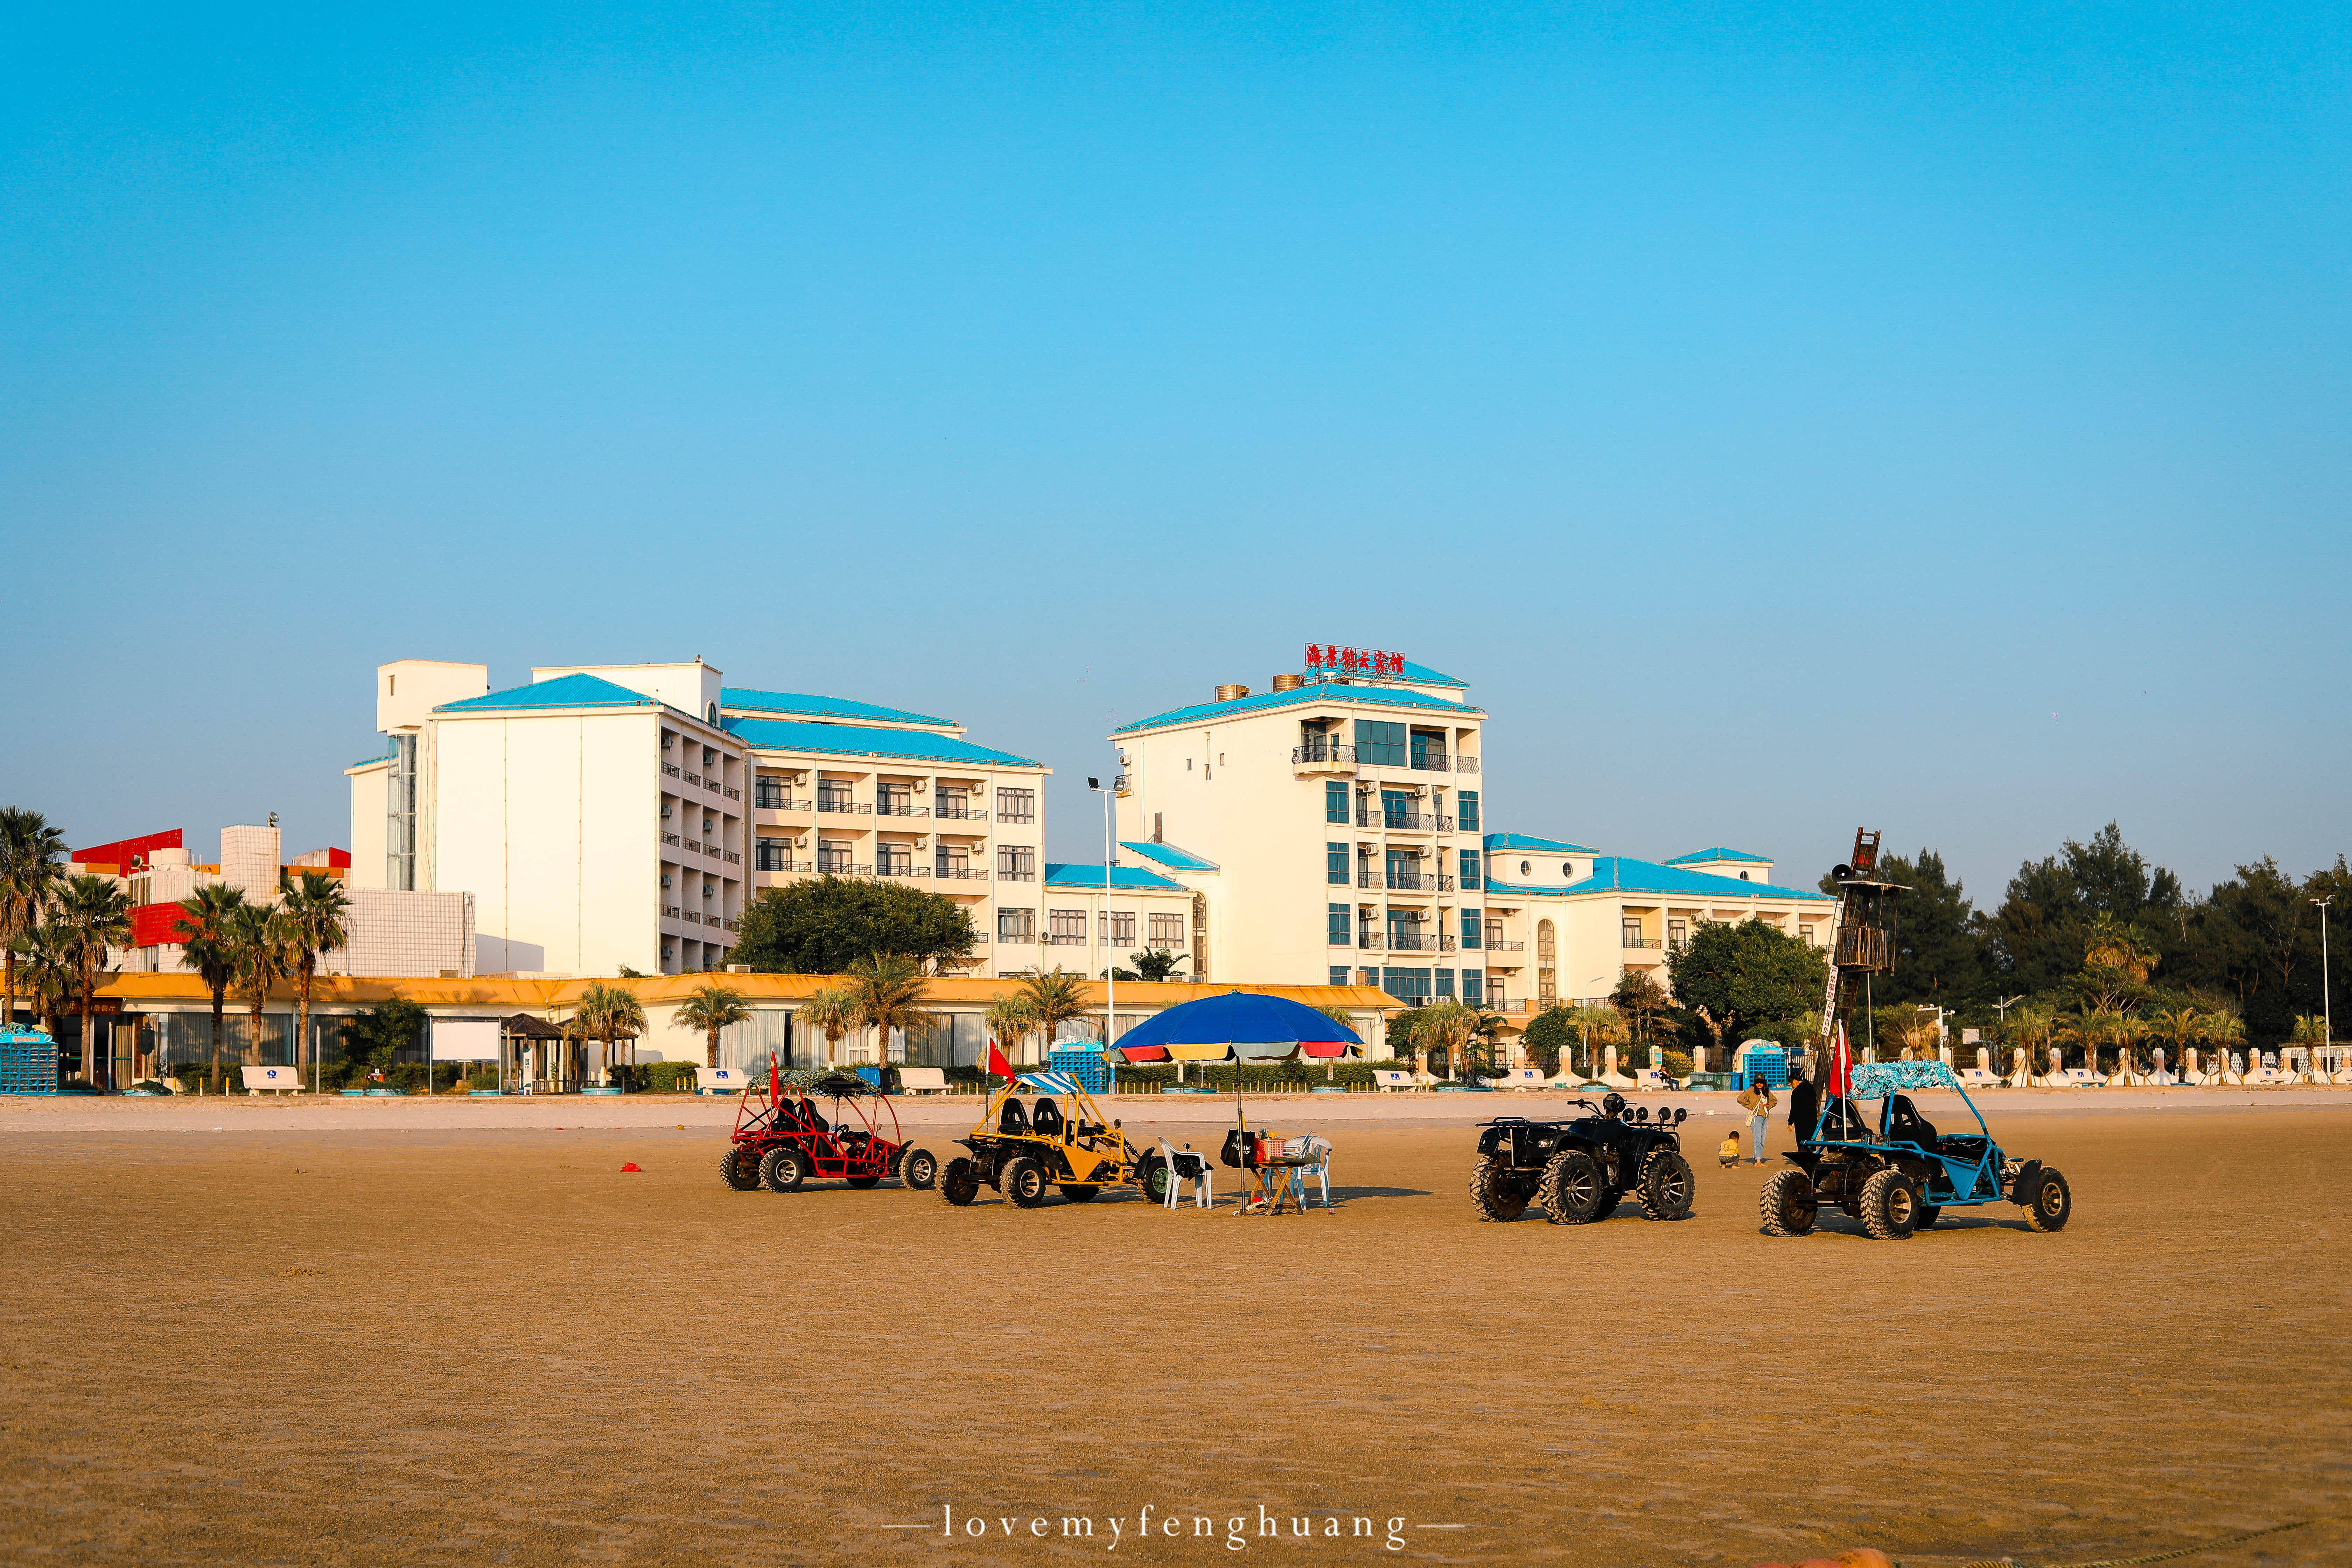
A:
2058;1006;2127;1076
846;953;941;1080
2149;1004;2203;1078
983;992;1037;1073
1017;967;1093;1066
2194;1004;2244;1077
676;982;751;1068
2290;1013;2329;1076
570;981;646;1086
1416;1000;1477;1081
0;808;68;1032
1130;948;1189;982
278;871;349;1086
54;874;133;1086
174;884;247;1092
225;901;290;1076
1562;1002;1628;1080
13;922;75;1038
800;986;858;1069
2003;1003;2056;1078
1468;1008;1507;1076
1891;1006;1942;1062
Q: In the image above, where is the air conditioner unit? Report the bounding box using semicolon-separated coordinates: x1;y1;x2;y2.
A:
913;780;928;793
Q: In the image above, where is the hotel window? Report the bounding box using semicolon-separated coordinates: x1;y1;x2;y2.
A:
1148;912;1185;946
1461;910;1482;949
756;837;788;872
755;777;786;810
936;789;970;818
1435;969;1455;999
935;846;969;876
1380;789;1414;828
1462;969;1484;1006
1799;923;1817;946
1380;967;1432;1004
1457;790;1479;832
1460;849;1481;889
1326;780;1348;824
1622;917;1644;946
1328;904;1350;945
877;784;913;816
1353;719;1407;768
818;841;855;873
877;844;913;875
1048;908;1086;944
1668;918;1688;950
998;908;1035;941
1100;911;1136;946
817;780;855;811
996;787;1035;822
1330;966;1350;986
997;846;1036;879
1327;842;1348;884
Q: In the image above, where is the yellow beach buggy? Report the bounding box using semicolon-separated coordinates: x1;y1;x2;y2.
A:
938;1069;1169;1207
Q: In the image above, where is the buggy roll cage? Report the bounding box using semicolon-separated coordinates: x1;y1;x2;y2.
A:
968;1068;1122;1144
1801;1059;1990;1149
733;1053;906;1150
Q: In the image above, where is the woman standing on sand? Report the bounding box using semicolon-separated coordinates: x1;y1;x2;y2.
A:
1739;1081;1777;1165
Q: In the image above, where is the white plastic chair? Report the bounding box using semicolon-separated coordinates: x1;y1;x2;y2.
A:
1157;1138;1213;1210
1275;1135;1334;1210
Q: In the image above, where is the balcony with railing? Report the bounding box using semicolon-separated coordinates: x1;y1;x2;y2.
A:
759;859;814;874
876;861;929;878
876;801;930;818
704;777;723;794
1486;939;1525;952
1385;932;1438;952
1357;933;1381;951
933;805;989;822
684;838;700;852
1409;750;1450;772
1453;756;1480;774
663;905;680;918
756;796;813;813
935;866;990;882
723;785;740;801
1623;936;1662;949
1291;740;1358;775
662;832;680;847
663;763;681;779
817;797;871;814
817;857;868;875
722;850;740;864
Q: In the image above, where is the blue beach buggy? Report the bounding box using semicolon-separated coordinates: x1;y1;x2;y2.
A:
1759;1060;2073;1240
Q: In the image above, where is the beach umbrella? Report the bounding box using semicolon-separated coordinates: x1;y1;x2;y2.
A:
1113;992;1363;1185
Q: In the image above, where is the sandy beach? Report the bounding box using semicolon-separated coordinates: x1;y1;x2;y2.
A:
1;1098;2344;1566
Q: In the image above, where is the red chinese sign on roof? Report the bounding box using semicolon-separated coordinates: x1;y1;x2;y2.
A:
1304;644;1404;677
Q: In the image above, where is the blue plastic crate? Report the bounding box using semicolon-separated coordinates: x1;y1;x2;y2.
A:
1047;1048;1109;1094
0;1027;63;1095
1738;1048;1791;1090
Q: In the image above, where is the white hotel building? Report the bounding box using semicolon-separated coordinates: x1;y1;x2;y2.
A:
1110;656;1837;1015
349;658;1190;980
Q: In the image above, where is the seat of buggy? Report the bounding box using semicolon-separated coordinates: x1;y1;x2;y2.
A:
998;1098;1030;1134
1031;1097;1065;1137
792;1098;829;1133
1885;1094;1938;1147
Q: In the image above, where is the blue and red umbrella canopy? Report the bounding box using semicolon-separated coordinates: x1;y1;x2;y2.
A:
1114;991;1364;1060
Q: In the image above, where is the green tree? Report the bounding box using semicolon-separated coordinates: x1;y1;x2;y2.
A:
173;884;247;1091
731;876;975;974
982;992;1036;1069
1981;823;2184;996
1610;971;1672;1043
1413;999;1478;1079
0;808;67;1032
1863;848;1987;1006
347;999;426;1080
1384;1006;1427;1068
1520;1005;1572;1075
1130;948;1189;982
569;982;645;1085
1661;918;1827;1061
278;870;349;1085
55;874;132;1083
12;922;75;1038
1562;1002;1628;1078
676;982;751;1069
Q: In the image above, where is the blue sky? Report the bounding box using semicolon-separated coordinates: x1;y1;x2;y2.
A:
3;2;2345;902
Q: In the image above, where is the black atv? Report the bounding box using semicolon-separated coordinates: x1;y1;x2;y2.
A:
1468;1094;1696;1224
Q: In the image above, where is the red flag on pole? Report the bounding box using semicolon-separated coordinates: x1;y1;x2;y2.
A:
987;1039;1020;1084
1828;1022;1853;1098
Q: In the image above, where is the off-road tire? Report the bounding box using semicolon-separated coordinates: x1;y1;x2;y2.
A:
1589;1189;1622;1222
1637;1149;1695;1221
897;1146;938;1190
1538;1149;1605;1224
938;1155;980;1206
1915;1203;1943;1230
1060;1183;1100;1203
718;1144;760;1191
1001;1156;1048;1208
2022;1166;2072;1232
1860;1168;1919;1240
1135;1155;1171;1204
1469;1156;1530;1222
1759;1168;1818;1236
846;1175;881;1189
760;1145;810;1193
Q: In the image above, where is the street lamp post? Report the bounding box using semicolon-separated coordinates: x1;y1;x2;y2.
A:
2314;897;2333;1080
1090;777;1116;1095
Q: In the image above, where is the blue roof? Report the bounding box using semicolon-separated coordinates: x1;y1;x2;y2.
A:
1665;847;1772;865
722;716;1041;769
1394;659;1466;688
349;747;394;768
1485;833;1598;854
435;673;661;714
720;686;953;728
1120;840;1219;872
1113;680;1481;735
1485;855;1835;902
1042;863;1189;892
